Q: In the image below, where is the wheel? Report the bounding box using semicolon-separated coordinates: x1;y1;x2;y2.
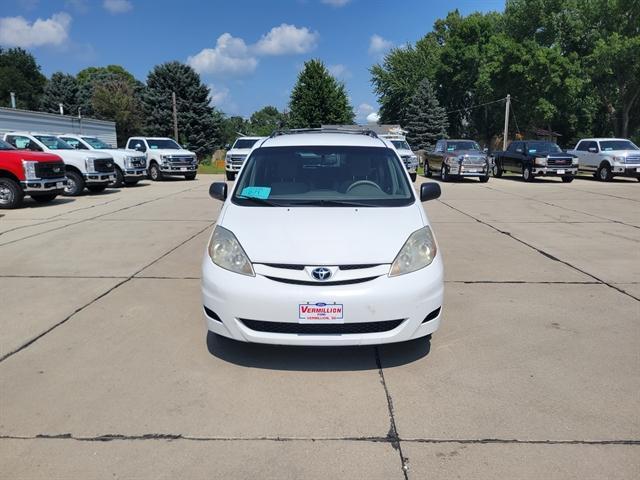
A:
409;172;417;182
111;167;124;187
637;176;640;182
87;185;107;193
493;162;503;178
0;177;24;209
149;163;163;181
185;173;197;180
597;164;612;181
479;174;490;183
522;165;535;182
63;170;85;196
31;193;58;203
561;176;574;183
441;165;450;182
124;180;139;186
225;171;236;181
424;162;432;178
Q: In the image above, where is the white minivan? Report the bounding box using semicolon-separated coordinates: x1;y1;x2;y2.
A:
201;129;444;346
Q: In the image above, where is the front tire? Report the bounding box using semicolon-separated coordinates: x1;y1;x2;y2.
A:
63;171;85;196
0;177;24;209
409;172;417;182
522;165;535;182
479;174;490;183
493;162;503;178
149;163;163;181
597;164;612;182
112;167;124;187
226;171;236;181
441;165;450;182
87;185;107;193
424;162;432;178
561;176;574;183
31;193;58;203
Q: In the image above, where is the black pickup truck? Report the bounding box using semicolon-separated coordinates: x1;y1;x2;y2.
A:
492;140;578;182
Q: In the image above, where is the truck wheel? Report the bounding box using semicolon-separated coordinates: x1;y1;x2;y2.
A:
424;162;432;178
522;166;535;182
561;176;574;183
185;173;197;180
225;171;236;181
112;167;124;187
441;166;450;182
597;164;612;181
149;163;163;181
479;174;490;183
0;177;24;209
409;172;417;182
63;171;85;196
31;193;58;203
493;163;503;178
87;185;107;193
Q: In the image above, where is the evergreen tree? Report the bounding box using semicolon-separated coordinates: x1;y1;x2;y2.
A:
289;59;354;128
249;106;287;136
41;72;80;115
406;79;449;150
92;78;145;147
144;61;217;158
0;48;46;110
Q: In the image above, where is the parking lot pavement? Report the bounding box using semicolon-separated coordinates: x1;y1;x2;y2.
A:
1;174;638;479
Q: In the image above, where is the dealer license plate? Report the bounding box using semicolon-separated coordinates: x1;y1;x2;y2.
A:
298;302;344;323
557;169;565;174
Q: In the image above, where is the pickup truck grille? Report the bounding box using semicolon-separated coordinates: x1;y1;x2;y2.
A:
34;161;66;179
94;158;115;173
625;156;640;164
547;157;573;167
462;156;486;165
230;155;246;167
166;155;196;166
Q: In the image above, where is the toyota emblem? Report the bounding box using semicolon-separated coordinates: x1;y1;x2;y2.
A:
311;267;332;281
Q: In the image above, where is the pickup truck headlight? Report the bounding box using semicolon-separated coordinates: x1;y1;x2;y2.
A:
208;225;255;276
613;156;626;164
22;160;38;180
160;155;171;166
389;226;437;277
534;157;547;166
445;157;458;166
572;157;579;165
85;157;96;172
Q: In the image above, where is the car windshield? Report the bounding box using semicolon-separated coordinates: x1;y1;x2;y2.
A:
233;146;415;207
147;138;181;150
34;135;73;150
391;140;411;150
82;137;110;149
599;140;639;151
527;142;561;154
446;141;480;152
233;138;259;149
0;139;15;150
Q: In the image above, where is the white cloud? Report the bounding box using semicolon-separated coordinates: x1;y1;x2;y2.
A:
328;64;351;79
103;0;132;14
65;0;89;13
321;0;351;6
368;34;393;55
356;103;375;121
188;33;258;76
366;112;380;124
0;12;71;48
208;84;229;105
254;24;318;55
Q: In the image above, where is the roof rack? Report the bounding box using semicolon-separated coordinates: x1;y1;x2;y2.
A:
270;127;379;139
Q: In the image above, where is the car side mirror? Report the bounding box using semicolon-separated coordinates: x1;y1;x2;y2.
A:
209;182;228;201
225;144;231;150
134;143;143;151
588;147;597;153
483;147;488;153
420;182;441;202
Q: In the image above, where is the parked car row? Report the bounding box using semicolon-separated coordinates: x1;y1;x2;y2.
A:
0;133;198;209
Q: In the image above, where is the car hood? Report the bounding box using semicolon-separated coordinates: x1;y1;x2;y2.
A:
1;150;62;163
395;149;415;156
600;150;640;156
227;148;253;155
220;204;425;265
45;149;112;161
148;149;195;156
449;150;486;157
99;149;144;157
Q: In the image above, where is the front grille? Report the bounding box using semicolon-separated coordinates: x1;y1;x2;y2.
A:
625;156;640;164
462;156;485;165
264;276;378;286
240;318;404;335
547;157;572;167
262;263;382;271
34;161;65;179
94;159;115;173
230;155;246;166
167;155;196;166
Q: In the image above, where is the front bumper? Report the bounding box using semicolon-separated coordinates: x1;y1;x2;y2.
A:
21;177;67;193
533;166;577;176
201;255;444;346
614;165;640;176
85;173;116;184
160;164;197;173
226;163;243;172
448;164;489;177
124;168;147;178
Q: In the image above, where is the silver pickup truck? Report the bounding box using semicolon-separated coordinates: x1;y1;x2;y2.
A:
568;138;640;182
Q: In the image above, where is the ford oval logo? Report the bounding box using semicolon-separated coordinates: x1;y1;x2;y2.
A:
311;267;332;281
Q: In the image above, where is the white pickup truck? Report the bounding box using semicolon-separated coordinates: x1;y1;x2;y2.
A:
380;134;419;182
125;137;197;181
568;138;640;182
58;134;147;187
3;132;116;195
225;137;264;180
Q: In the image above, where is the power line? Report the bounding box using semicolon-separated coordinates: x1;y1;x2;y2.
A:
445;97;506;115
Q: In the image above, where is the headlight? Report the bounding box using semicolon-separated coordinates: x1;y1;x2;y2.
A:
161;155;171;165
85;157;96;171
534;157;547;166
445;157;458;166
572;157;579;165
124;156;133;168
22;160;38;180
389;226;437;277
207;225;255;276
614;156;626;164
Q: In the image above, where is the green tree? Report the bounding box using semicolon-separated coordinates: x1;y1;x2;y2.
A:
217;114;250;147
40;72;81;115
249;106;287;136
77;65;135;85
0;48;46;110
92;78;145;147
289;59;354;128
405;79;449;150
144;61;218;157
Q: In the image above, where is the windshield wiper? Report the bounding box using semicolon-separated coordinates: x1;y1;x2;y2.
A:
291;199;376;207
236;196;283;207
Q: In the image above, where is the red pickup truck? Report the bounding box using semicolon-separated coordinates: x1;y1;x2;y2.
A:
0;138;67;209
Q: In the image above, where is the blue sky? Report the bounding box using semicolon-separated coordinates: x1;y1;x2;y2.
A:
2;0;505;121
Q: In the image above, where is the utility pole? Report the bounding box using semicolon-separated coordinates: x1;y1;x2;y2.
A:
10;92;16;109
502;94;510;150
172;91;179;142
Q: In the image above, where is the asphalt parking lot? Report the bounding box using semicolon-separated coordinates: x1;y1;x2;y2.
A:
1;174;638;479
